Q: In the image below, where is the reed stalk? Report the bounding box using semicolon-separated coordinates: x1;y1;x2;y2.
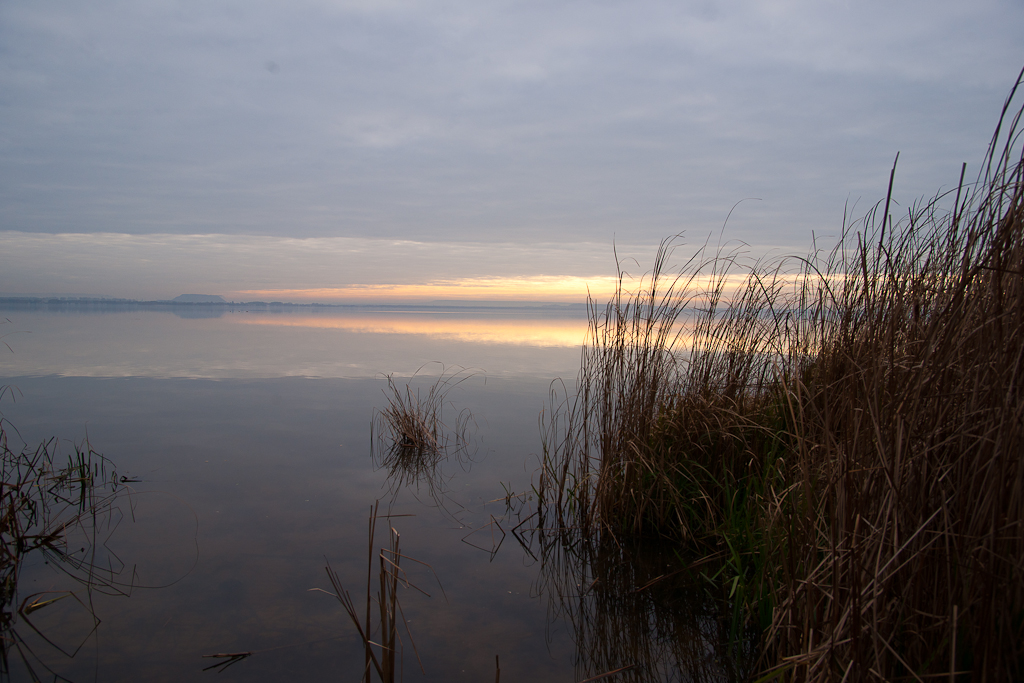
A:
325;502;441;682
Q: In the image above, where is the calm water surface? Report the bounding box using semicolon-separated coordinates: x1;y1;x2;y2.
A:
0;305;741;682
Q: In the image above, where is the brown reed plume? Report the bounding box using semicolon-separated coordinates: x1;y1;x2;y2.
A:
538;68;1024;680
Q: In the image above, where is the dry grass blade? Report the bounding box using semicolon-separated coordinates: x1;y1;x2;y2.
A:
200;651;253;672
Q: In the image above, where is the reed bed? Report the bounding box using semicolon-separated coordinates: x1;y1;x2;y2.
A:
538;71;1024;680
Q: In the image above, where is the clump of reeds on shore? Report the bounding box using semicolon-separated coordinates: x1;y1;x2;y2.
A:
538;69;1024;680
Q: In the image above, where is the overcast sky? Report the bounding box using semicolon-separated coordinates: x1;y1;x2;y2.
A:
2;0;1023;301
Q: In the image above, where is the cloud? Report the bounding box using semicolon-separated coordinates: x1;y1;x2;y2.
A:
0;0;1021;250
0;231;631;301
0;230;806;302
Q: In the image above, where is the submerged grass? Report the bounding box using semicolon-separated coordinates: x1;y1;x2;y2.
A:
0;390;129;680
538;70;1024;679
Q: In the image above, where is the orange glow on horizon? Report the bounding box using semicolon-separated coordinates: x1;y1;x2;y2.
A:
232;276;621;303
230;271;796;306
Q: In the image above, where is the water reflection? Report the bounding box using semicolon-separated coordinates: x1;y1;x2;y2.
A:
0;306;761;680
1;417;125;678
516;523;759;682
374;439;449;494
171;307;226;319
0;305;585;378
0;378;204;681
236;312;588;347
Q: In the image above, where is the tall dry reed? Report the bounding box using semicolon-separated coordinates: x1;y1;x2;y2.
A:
323;502;445;683
538;69;1024;680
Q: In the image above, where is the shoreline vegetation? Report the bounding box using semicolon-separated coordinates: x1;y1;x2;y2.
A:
534;71;1024;679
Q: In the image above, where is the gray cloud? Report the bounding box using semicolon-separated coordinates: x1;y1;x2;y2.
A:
0;230;811;301
0;0;1022;252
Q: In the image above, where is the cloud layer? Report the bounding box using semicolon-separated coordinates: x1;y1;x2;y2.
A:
0;231;643;300
2;0;1022;254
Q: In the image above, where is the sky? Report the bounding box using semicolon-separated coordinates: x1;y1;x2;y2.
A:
2;0;1023;303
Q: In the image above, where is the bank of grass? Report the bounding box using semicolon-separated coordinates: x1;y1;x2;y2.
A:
539;72;1024;679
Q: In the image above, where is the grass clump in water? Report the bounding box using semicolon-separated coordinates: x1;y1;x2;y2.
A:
538;69;1024;680
372;365;473;455
371;365;474;497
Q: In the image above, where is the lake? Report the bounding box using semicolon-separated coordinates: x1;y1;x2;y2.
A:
0;303;743;682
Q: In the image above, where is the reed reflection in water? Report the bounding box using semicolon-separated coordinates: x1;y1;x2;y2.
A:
371;367;476;510
0;404;195;681
516;520;759;683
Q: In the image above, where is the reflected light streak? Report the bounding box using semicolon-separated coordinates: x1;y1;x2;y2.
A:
234;314;590;347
